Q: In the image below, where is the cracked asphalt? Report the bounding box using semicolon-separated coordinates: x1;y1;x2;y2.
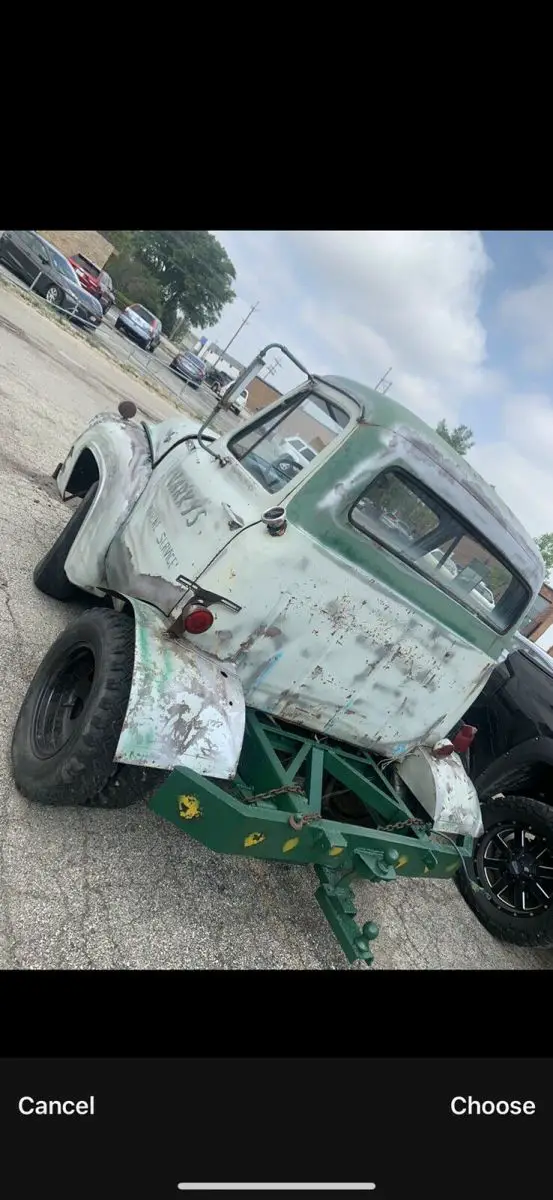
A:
1;283;552;971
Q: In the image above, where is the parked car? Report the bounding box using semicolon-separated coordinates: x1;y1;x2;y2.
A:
223;385;249;415
68;254;115;315
457;633;553;947
0;231;103;329
115;304;162;352
206;366;233;394
170;351;207;388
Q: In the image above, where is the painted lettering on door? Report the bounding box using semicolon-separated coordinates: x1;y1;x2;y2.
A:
165;465;207;526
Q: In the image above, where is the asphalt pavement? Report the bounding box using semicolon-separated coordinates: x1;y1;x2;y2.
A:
1;279;552;970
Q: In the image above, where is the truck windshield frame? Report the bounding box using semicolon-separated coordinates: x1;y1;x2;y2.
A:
229;389;351;494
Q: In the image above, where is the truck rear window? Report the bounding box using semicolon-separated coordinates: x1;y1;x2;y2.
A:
349;469;530;632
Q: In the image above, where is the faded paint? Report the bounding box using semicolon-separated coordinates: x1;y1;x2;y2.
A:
56;373;544;779
142;417;221;465
115;598;245;778
396;748;484;838
57;413;152;595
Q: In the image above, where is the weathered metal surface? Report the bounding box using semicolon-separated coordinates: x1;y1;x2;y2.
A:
103;392;360;616
321;375;544;595
114;598;245;778
57;413;152;595
186;521;498;757
142;417;220;466
57;373;543;768
395;747;484;838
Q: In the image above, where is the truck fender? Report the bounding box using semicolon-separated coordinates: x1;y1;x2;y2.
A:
396;746;484;839
56;413;152;594
114;597;246;779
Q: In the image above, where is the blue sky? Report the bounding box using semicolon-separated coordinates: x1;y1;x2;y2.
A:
205;231;553;548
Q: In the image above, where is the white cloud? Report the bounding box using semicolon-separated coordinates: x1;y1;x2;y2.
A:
208;230;493;427
205;230;553;545
468;391;553;540
500;259;553;369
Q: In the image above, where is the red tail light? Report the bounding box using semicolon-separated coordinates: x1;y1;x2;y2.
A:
452;724;478;754
183;606;214;634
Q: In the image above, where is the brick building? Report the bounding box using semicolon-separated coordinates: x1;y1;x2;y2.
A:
247;376;282;413
37;231;116;269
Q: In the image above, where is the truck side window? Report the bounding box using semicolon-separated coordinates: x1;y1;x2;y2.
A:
349;469;529;632
229;392;349;493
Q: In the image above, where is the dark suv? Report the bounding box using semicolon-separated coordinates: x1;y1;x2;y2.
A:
458;635;553;949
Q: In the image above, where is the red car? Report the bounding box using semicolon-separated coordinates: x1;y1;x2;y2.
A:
68;254;115;315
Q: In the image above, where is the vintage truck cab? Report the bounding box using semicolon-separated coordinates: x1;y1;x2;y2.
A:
11;348;545;964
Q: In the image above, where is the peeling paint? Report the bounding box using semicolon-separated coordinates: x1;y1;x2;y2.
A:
115;598;245;777
59;378;543;776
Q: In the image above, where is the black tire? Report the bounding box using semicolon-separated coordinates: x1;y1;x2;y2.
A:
115;319;122;331
456;793;553;948
33;483;98;601
45;282;63;307
95;761;168;809
12;608;135;806
148;342;155;353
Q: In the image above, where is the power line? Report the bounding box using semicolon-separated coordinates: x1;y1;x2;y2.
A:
261;355;283;381
211;302;259;370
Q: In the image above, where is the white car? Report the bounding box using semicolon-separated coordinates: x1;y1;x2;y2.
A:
223;385;249;415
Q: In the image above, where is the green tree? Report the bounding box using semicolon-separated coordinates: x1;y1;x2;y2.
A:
132;230;236;334
535;533;553;572
108;251;163;314
435;419;475;456
98;230;135;254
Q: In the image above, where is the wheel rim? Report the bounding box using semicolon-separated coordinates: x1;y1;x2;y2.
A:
476;819;553;917
31;644;96;759
46;286;58;305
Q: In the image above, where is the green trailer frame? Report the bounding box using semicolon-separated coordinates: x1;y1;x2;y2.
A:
149;709;470;965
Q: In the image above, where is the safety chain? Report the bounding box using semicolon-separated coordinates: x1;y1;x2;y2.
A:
380;816;432;833
241;784;321;831
243;784;306;805
243;789;433;835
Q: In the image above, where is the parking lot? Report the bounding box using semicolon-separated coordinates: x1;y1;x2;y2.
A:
0;244;241;437
1;280;552;970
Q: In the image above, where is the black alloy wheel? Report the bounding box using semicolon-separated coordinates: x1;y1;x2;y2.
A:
457;793;553;947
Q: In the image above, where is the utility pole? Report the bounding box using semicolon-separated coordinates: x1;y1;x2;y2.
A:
212;301;259;370
261;355;283;381
374;367;393;394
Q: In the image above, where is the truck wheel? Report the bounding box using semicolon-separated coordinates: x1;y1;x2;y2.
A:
12;608;140;807
33;483;98;600
456;794;553;947
95;763;168;809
